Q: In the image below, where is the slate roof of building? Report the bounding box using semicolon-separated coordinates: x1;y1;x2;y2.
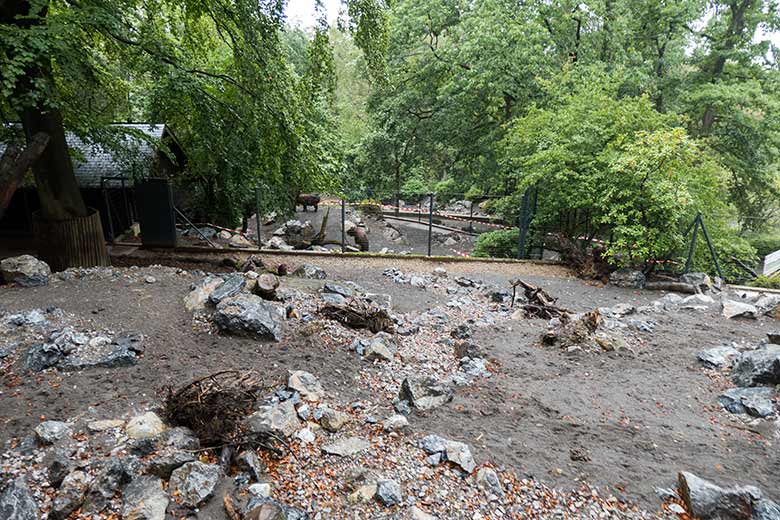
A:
1;123;168;189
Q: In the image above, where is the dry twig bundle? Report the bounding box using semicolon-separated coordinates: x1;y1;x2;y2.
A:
162;370;269;447
320;298;395;333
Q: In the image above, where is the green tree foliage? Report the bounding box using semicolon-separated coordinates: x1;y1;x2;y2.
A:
351;0;780;272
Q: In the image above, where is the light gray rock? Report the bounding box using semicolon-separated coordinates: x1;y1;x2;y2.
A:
0;479;38;520
288;370;324;401
236;450;267;482
410;505;437;519
122;476;167;520
445;440;476;473
49;471;89;520
246;400;299;438
399;377;453;411
719;387;776;417
321;293;346;306
678;472;754;520
0;255;50;287
83;457;136;514
382;415;409;432
145;449;196;479
87;419;125;432
58;333;143;371
229;234;254;248
698;345;740;368
160;426;200;451
34;420;71;445
364;332;395;362
680;272;713;291
247;483;272;499
209;275;246;305
292;263;327;279
722;300;758;319
324;283;353;298
375;479;402;506
731;345;780;387
322;437;370;457
168;461;221;507
320;408;351;433
126;412;166;440
419;435;448;455
215;294;284;341
184;276;224;312
475;467;505;497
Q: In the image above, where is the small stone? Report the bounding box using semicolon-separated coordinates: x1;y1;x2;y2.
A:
376;479;402;506
399;377;453;411
87;419;125;433
126;412;166;440
247;483;272;499
296;428;315;444
144;276;157;284
445;440;476;473
288;370;325;401
419;435;448;454
322;437;370;457
229;234;253;248
292;263;327;279
184;276;224;312
320;408;351;433
246;400;299;438
236;450;267;482
324;283;353;298
168;462;221;507
209;275;246;305
34;420;71;445
475;467;504;497
348;483;377;504
410;505;437;519
49;471;89;520
382;414;409;432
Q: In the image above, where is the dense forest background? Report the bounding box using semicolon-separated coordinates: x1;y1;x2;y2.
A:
1;0;779;273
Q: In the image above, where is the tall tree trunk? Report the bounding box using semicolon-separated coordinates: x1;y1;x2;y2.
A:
0;132;49;220
21;108;88;220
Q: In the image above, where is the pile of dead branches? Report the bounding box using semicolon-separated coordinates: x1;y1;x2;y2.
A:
162;370;269;447
320;297;395;333
510;278;570;319
553;233;612;280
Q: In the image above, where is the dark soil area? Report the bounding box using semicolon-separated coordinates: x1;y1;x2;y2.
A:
0;255;777;510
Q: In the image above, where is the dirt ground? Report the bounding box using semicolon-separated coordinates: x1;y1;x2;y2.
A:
0;254;777;513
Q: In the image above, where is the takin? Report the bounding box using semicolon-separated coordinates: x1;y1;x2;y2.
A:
347;225;370;251
297;193;321;212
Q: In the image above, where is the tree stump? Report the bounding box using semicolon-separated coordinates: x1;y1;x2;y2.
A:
33;208;110;271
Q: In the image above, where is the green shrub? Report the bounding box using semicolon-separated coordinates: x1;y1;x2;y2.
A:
472;229;519;258
749;275;780;290
746;233;780;258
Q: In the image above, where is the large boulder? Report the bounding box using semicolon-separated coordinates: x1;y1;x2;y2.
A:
609;268;645;289
122;476;168;520
168;462;221;508
126;412;166;440
214;294;284;341
718;387;776;417
731;345;780;387
272;220;315;248
0;479;38;520
0;255;50;287
678;472;755;520
698;345;740;368
722;300;758;320
398;377;453;411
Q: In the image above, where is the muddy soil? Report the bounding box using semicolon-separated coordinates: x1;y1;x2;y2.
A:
0;255;777;510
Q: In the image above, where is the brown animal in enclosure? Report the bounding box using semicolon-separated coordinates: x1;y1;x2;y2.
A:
347;225;370;251
297;193;321;212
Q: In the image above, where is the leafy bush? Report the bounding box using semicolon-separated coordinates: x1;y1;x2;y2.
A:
472;229;519;258
746;233;780;258
750;275;780;290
